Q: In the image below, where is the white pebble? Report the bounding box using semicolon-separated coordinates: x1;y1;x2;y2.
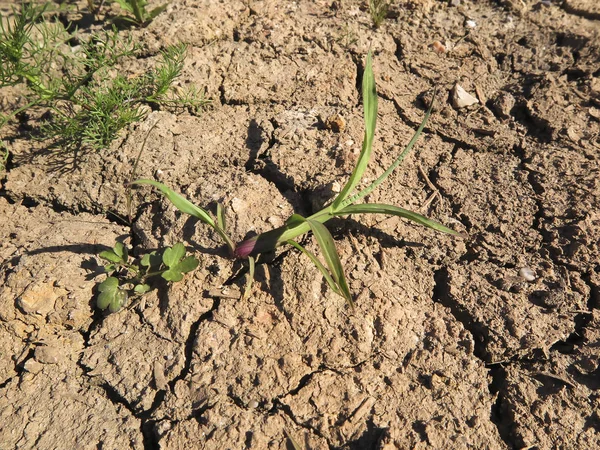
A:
519;267;536;282
465;20;477;29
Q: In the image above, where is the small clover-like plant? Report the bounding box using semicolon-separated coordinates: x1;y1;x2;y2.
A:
113;0;167;27
97;241;198;312
131;52;462;308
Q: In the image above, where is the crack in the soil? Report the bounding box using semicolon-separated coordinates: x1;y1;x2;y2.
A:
560;1;600;21
432;267;519;449
513;138;596;335
167;297;221;390
272;397;335;450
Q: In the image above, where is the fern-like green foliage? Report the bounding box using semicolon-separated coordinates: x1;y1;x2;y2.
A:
0;3;208;157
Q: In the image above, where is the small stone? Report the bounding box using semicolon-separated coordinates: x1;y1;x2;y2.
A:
17;282;64;316
23;358;44;374
431;40;446;54
491;92;515;119
519;267;536;282
34;345;60;364
465;20;477;28
451;84;479;109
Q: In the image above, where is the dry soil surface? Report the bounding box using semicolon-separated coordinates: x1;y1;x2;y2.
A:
1;0;600;449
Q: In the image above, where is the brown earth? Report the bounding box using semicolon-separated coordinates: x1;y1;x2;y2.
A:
1;0;600;449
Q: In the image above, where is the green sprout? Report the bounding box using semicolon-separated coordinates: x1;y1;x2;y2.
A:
113;0;168;26
97;241;198;312
130;52;460;308
369;0;389;28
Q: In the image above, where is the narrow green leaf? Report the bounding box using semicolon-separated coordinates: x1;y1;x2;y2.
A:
163;243;186;268
340;89;437;208
131;179;215;227
332;51;377;209
134;283;151;294
305;219;354;308
162;269;183;282
243;256;255;300
114;0;134;13
216;202;226;231
99;250;122;263
287;240;340;296
284;429;303;450
334;203;461;235
148;4;168;20
177;255;199;273
285;214;306;227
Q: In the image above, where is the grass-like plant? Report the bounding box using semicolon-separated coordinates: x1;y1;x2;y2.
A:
97;241;198;312
131;53;460;308
368;0;389;28
113;0;167;26
0;3;207;156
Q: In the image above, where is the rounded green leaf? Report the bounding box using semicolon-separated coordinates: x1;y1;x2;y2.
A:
177;256;199;273
99;250;122;263
113;242;126;259
134;283;151;294
162;269;184;282
163;243;185;268
97;277;127;311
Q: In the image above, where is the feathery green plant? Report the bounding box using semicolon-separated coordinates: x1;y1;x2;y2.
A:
97;241;198;312
41;41;208;153
0;3;207;155
131;53;460;308
369;0;389;28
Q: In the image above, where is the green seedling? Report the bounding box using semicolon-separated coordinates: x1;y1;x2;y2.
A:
1;2;69;113
130;179;236;254
129;179;257;297
369;0;389;28
97;241;198;312
113;0;168;26
41;41;207;153
131;52;460;308
233;52;459;307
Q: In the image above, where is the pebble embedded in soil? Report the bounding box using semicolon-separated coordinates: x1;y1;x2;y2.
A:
431;40;446;54
451;84;479;109
519;267;536;282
